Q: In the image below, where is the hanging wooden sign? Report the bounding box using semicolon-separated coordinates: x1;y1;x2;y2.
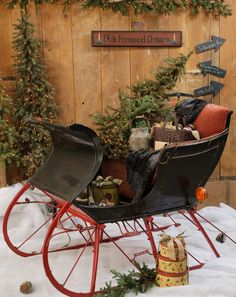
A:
91;31;182;47
195;36;225;54
194;81;224;97
198;61;227;78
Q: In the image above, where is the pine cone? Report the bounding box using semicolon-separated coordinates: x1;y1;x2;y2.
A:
216;232;226;243
20;281;33;294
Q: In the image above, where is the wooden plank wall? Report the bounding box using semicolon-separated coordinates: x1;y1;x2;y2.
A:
0;2;235;207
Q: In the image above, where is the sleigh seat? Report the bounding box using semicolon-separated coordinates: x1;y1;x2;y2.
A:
101;103;232;201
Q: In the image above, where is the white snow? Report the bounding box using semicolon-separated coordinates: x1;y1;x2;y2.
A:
1;183;236;297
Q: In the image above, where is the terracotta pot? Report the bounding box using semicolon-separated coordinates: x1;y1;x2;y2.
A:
100;158;135;199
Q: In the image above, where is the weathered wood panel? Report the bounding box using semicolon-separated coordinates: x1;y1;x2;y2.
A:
210;15;221;106
228;180;236;208
130;13;169;85
72;6;102;127
101;10;130;111
40;4;75;124
27;3;43;40
0;6;14;77
173;12;212;95
0;161;6;187
0;6;16;96
220;0;236;178
204;180;227;207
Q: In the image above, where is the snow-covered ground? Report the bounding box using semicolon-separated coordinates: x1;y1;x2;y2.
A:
1;183;236;297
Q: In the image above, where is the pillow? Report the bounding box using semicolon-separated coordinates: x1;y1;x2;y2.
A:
193;104;230;138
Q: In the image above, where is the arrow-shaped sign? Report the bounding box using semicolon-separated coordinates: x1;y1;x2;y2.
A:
195;36;225;54
198;60;227;78
194;81;224;97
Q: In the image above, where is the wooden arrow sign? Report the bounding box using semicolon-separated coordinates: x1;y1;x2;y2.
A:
195;36;225;54
198;61;227;78
194;81;224;97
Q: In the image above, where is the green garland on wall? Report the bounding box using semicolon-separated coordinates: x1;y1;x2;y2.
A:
2;0;232;16
83;0;232;16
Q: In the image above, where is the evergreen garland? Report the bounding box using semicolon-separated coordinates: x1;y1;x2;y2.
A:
2;0;232;17
83;0;232;17
98;263;156;297
93;52;192;160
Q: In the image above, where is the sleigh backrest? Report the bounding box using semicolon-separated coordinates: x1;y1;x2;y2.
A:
144;129;229;209
140;105;233;212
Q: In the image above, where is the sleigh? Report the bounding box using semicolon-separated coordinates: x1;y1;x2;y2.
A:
2;103;235;296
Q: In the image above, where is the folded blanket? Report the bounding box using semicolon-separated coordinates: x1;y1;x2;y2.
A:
126;149;160;202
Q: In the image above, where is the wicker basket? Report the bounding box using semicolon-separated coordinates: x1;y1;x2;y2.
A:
153;125;195;143
153;111;195;143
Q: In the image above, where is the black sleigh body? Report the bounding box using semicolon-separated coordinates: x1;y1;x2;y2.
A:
22;121;229;224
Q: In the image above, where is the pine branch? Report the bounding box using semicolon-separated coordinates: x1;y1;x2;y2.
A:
98;263;156;297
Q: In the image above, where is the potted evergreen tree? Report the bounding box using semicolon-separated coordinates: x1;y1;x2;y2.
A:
93;52;192;198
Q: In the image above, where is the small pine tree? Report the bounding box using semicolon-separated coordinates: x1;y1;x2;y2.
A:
0;82;19;165
11;11;58;177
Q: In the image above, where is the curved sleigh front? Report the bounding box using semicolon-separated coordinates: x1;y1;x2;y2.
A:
28;123;103;202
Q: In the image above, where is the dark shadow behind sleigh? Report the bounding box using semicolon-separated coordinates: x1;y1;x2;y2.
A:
3;104;235;297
